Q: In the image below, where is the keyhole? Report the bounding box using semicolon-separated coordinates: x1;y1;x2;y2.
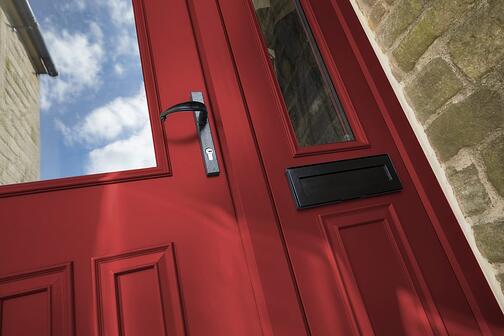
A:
205;148;215;161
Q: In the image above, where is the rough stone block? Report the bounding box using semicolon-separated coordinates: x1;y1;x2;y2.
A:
482;135;504;197
474;221;504;263
449;0;504;80
427;89;504;161
447;164;490;216
482;64;504;96
393;0;476;72
378;0;425;49
405;58;463;122
369;3;387;29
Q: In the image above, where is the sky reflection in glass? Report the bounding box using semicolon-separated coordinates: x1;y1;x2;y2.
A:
32;0;155;180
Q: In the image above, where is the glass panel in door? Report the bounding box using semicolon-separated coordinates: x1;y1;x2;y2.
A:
251;0;354;146
0;0;155;186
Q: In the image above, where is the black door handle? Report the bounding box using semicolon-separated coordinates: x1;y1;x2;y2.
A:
160;101;208;127
159;92;220;177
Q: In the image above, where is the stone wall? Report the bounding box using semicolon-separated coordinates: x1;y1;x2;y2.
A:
352;0;504;305
0;6;41;184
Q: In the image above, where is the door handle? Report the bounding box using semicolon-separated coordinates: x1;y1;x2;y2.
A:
160;101;208;127
161;92;220;177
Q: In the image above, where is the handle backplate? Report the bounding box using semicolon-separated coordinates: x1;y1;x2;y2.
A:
161;92;220;177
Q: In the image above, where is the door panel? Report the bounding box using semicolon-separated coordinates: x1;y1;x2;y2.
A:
0;177;264;335
216;0;504;335
0;0;286;334
0;264;73;336
94;245;185;336
321;205;439;335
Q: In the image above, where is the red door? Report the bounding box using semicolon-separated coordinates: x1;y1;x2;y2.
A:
1;0;503;335
210;0;504;335
0;0;305;335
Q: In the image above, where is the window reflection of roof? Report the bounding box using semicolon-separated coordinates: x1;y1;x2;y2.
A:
1;0;58;77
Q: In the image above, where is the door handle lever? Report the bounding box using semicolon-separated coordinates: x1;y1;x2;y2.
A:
160;101;208;128
160;92;220;177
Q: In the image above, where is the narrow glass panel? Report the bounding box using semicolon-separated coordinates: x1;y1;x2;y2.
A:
251;0;354;146
0;0;155;186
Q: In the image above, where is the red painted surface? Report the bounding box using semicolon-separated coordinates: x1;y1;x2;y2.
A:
215;0;504;334
93;246;185;335
0;0;302;334
1;0;502;335
0;264;73;335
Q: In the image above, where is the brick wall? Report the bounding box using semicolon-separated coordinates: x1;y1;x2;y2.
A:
0;7;41;184
352;0;504;306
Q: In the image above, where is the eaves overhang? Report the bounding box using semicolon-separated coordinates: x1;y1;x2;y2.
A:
1;0;58;77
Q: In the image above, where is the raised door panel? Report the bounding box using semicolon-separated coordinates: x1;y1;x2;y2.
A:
94;245;185;336
0;264;74;336
321;205;443;335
